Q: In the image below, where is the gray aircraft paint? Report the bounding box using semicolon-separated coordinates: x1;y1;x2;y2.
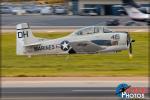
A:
16;23;132;56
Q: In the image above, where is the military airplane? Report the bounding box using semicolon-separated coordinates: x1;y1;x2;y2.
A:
122;0;150;14
122;0;150;22
16;23;135;57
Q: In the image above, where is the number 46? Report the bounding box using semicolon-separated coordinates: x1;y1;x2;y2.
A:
111;34;120;40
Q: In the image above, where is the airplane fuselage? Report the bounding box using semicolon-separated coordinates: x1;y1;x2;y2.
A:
24;32;128;55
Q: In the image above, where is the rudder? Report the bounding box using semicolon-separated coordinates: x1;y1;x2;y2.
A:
16;23;37;55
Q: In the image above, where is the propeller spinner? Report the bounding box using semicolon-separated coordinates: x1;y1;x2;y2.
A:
127;33;135;58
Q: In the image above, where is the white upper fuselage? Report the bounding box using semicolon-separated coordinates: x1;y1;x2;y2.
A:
24;26;128;55
16;23;130;56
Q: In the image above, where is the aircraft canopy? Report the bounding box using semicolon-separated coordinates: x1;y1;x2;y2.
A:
72;26;113;36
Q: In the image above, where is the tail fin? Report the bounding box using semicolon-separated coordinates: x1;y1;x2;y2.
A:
124;6;145;17
16;23;38;55
121;0;148;19
123;5;149;20
122;0;140;8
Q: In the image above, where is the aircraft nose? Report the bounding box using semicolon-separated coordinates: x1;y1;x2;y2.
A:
126;32;130;46
125;32;135;58
126;32;135;46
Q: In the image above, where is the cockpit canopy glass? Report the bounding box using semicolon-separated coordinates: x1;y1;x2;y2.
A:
103;27;113;33
73;26;113;36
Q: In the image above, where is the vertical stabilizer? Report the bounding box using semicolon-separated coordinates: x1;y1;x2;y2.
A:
16;23;37;55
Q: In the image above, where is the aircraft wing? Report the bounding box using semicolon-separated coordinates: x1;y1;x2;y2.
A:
124;6;149;19
70;41;105;53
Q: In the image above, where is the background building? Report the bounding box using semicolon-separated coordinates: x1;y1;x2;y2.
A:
66;0;149;15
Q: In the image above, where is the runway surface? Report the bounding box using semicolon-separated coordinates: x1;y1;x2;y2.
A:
1;77;149;100
1;87;118;100
1;15;148;33
1;87;149;100
1;15;146;26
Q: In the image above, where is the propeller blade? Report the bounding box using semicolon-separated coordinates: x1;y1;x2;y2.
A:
129;39;135;58
129;42;133;58
129;42;132;54
127;32;135;58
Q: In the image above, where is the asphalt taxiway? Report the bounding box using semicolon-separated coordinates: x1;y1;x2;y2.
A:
1;15;148;33
1;86;149;100
1;15;146;26
1;77;149;100
1;87;119;100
